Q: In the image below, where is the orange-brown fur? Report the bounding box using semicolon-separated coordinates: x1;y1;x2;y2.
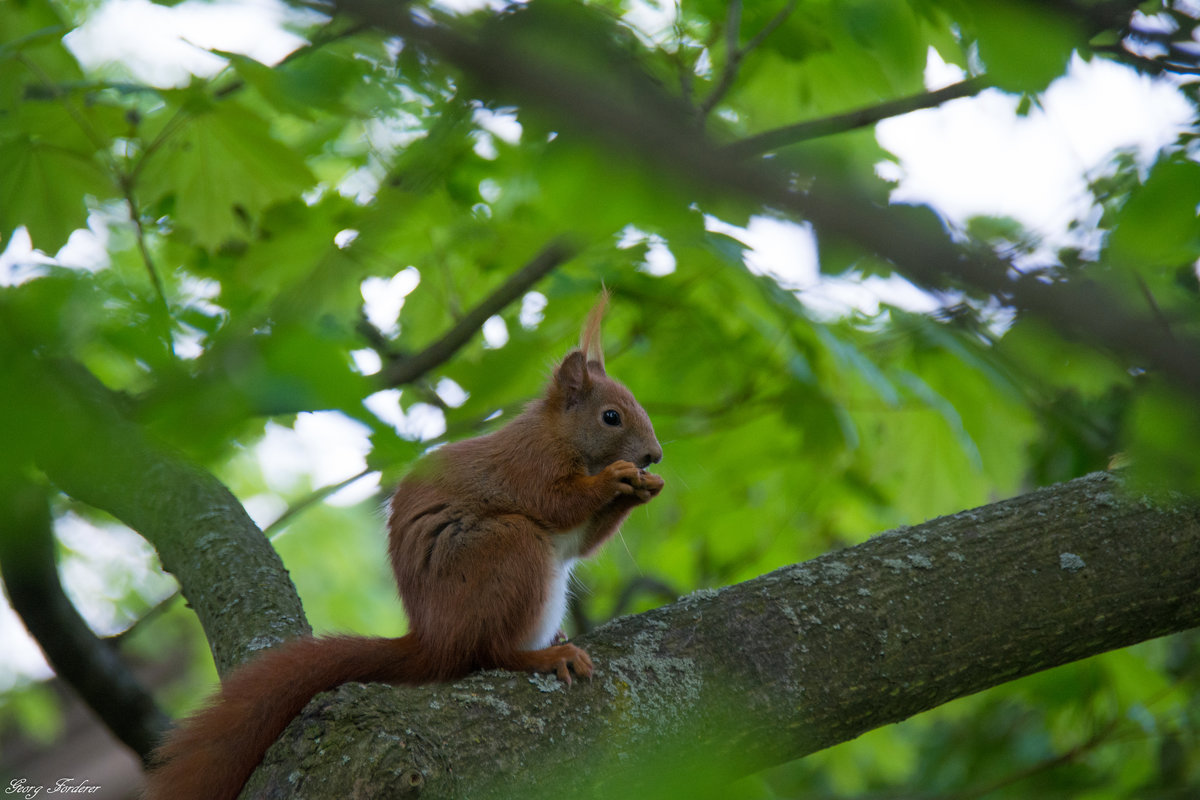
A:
143;300;663;800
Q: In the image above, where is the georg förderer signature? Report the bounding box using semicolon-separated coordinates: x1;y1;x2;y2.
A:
6;779;101;798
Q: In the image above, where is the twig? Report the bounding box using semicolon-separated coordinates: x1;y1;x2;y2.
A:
944;716;1122;800
1135;274;1176;342
700;0;741;118
126;103;191;186
722;76;992;159
263;468;375;538
610;575;681;618
942;661;1198;800
375;238;578;388
120;180;172;332
212;20;372;99
17;53;173;329
108;589;180;646
1093;43;1200;76
697;0;797;119
112;468;377;643
671;2;696;105
741;0;797;58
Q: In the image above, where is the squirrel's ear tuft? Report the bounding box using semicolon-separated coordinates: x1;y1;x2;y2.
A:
552;350;591;408
579;289;608;371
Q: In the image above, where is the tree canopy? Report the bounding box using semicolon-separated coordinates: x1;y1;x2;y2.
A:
2;0;1200;797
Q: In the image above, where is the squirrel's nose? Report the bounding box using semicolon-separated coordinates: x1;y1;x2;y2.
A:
640;444;663;468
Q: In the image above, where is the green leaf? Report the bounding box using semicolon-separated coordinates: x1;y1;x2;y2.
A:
997;317;1128;398
1126;382;1200;495
225;51;354;120
970;2;1081;93
0;133;111;251
0;0;82;108
366;427;423;486
138;96;315;250
1106;157;1200;271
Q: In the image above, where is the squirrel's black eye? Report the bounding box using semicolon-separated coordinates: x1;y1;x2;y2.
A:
602;409;622;427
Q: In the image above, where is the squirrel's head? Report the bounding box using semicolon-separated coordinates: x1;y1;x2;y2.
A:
546;350;662;475
543;290;661;473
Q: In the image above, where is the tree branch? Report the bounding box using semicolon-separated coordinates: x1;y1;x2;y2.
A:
1093;43;1200;76
239;470;1200;797
722;76;992;159
375;238;577;388
0;352;309;676
696;0;741;119
262;468;375;538
698;0;797;119
339;2;1200;401
0;476;169;762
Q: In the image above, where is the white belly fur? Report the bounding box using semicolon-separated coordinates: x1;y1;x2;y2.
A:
523;525;586;650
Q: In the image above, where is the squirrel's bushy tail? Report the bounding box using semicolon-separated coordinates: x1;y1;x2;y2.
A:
143;634;428;800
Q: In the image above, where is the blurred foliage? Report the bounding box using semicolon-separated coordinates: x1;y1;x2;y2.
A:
1;0;1200;797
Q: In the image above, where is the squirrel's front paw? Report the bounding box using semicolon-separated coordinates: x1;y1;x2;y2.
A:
602;460;642;495
635;469;664;500
602;461;665;503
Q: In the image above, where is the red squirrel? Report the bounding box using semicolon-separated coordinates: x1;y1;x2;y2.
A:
143;293;664;800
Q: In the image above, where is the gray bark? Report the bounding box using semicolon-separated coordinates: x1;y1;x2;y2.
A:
243;470;1200;798
17;357;309;676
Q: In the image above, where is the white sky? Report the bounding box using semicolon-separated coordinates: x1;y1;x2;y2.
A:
1;0;1195;687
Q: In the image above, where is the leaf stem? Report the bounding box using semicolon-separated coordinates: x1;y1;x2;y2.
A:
17;53;174;339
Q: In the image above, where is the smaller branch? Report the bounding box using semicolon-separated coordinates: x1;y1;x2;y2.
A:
126;103;192;186
946;714;1124;800
120;181;172;333
351;2;1200;401
610;575;681;618
1094;43;1200;76
108;590;180;647
22;80;162;99
671;7;696;106
741;0;797;58
15;54;111;156
213;21;372;100
722;76;991;159
263;468;375;538
697;0;797;119
0;477;169;763
356;313;397;357
568;575;681;635
17;52;173;332
113;468;376;643
691;0;742;121
375;238;577;388
1136;274;1176;342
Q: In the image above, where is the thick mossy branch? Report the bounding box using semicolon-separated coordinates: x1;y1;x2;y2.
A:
9;357;308;675
243;471;1200;798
